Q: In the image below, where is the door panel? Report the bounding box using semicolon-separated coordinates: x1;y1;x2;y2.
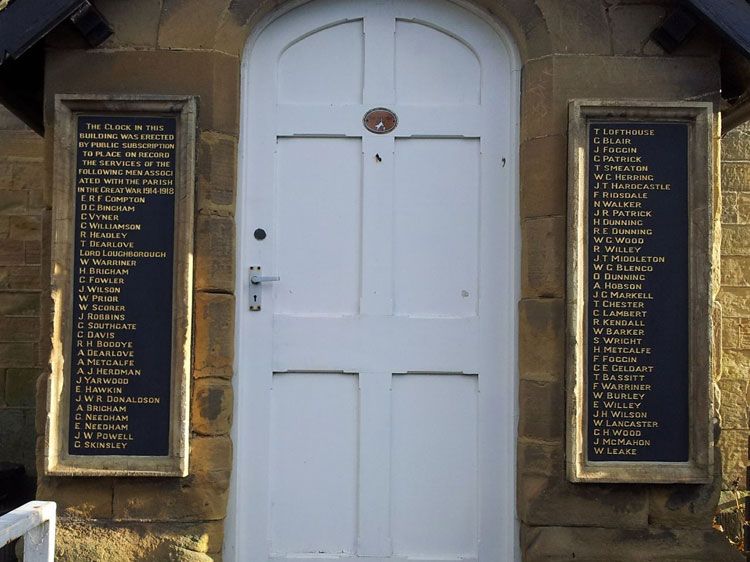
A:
393;138;479;317
234;0;519;560
269;372;359;554
278;20;364;104
275;137;362;315
395;20;480;105
391;374;478;558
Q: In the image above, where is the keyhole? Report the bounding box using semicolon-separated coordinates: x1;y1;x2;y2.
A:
375;153;382;163
253;295;257;303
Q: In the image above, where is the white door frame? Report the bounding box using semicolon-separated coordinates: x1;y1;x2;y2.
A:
224;1;522;560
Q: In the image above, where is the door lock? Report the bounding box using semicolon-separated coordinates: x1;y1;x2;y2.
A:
249;266;280;311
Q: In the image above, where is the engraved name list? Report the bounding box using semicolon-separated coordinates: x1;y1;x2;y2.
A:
587;122;690;463
69;115;177;456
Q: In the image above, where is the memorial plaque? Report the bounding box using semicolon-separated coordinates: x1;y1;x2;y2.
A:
47;96;196;476
567;101;713;483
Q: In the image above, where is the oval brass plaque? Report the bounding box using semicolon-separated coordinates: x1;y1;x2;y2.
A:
363;108;398;134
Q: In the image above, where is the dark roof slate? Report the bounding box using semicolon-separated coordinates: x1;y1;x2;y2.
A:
685;0;750;57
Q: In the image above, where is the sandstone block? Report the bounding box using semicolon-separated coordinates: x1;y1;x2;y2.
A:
0;316;39;342
0;343;36;367
45;50;240;135
519;298;564;382
37;477;114;518
25;240;40;265
524;55;719;140
9;215;41;241
214;11;251;58
518;437;560;477
521;524;744;562
0;191;26;215
5;367;39;407
723;225;750;255
0;134;44;160
11;161;44;191
722;125;750;161
225;0;265;26
113;475;228;522
195;214;235;293
518;472;648;528
193;292;234;375
158;0;231;50
723;162;750;193
522;17;553;61
35;373;48;435
722;316;741;350
473;0;543;35
718;378;749;430
718;429;750;490
5;265;41;290
520;135;566;218
736;192;750;225
721;349;750;380
0;240;25;265
535;0;611;55
0;292;40;315
521;216;565;298
518;379;564;440
520;57;554;142
113;437;231;521
186;519;224;555
722;255;750;286
95;0;163;47
0;410;35;478
609;5;666;55
27;188;48;211
193;377;233;435
648;480;721;529
718;288;750;317
0;162;11;189
54;518;218;562
191;435;232;486
722;191;738;224
0;409;24;461
197;132;237;216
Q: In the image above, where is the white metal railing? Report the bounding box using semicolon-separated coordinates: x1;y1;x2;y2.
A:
0;501;56;562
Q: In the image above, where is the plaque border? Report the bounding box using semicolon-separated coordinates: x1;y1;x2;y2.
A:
46;95;197;477
566;100;714;483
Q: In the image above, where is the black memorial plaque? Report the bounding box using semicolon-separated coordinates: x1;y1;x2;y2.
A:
586;122;690;462
68;115;177;456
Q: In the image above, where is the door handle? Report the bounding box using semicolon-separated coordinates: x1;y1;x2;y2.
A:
251;275;280;284
249;266;279;311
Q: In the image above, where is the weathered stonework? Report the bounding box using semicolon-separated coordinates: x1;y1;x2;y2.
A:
0;106;44;499
0;0;734;560
53;518;223;562
718;123;750;520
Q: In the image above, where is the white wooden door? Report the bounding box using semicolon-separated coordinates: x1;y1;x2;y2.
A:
232;1;519;561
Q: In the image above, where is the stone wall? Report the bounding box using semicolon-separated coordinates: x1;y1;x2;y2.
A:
515;2;740;561
7;0;743;561
0;105;45;497
718;122;750;520
35;3;240;559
